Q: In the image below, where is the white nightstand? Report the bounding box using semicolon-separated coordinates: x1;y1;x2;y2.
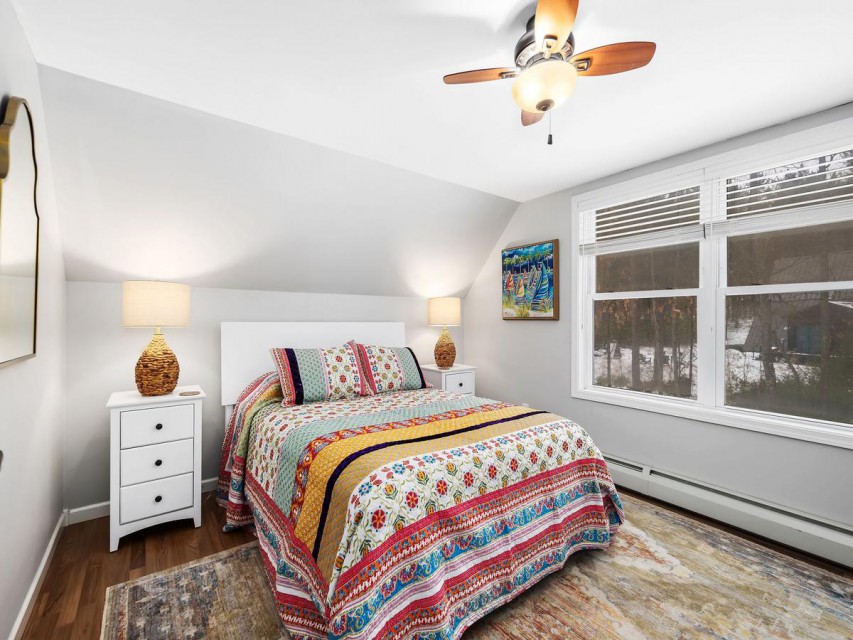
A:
421;364;476;396
106;385;205;552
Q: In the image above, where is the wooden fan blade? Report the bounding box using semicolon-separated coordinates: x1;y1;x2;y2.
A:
534;0;579;57
570;42;656;76
521;110;545;126
443;67;518;84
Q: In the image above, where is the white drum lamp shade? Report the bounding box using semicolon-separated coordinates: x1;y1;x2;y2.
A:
427;297;461;327
122;281;190;396
122;281;191;328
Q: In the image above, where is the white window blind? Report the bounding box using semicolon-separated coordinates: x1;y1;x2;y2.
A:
581;152;853;253
579;185;701;254
726;148;853;219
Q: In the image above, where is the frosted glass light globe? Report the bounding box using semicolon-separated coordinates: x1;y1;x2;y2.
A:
512;60;578;113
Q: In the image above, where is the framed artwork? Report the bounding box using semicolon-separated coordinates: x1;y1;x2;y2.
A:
502;239;559;320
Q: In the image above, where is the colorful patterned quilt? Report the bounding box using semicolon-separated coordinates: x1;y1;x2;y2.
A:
218;373;623;640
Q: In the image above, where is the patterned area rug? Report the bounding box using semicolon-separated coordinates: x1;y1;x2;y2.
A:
100;494;853;639
100;543;284;640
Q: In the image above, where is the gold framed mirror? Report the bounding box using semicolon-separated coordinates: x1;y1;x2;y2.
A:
0;97;40;366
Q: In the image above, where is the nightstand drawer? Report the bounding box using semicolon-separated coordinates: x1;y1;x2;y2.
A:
120;472;194;524
445;371;475;394
120;404;194;449
121;439;194;486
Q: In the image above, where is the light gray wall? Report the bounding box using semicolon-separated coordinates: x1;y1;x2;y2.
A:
65;281;460;509
464;104;853;527
39;67;518;299
0;1;67;636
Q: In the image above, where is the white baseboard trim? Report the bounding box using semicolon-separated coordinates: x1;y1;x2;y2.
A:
67;500;109;525
11;511;65;640
65;477;220;526
604;453;853;568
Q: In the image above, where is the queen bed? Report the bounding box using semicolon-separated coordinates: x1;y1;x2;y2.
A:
217;322;623;640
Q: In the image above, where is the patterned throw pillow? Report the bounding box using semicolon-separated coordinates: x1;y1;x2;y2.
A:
270;342;370;406
354;343;427;395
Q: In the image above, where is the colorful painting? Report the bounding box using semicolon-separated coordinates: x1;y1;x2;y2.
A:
502;239;559;320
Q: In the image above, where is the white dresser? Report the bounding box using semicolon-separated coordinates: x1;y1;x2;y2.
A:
107;385;205;551
421;364;476;396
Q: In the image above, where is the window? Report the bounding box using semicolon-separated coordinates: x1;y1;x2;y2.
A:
574;144;853;447
725;290;853;424
594;297;697;398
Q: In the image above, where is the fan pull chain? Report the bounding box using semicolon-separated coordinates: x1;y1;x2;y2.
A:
547;110;553;145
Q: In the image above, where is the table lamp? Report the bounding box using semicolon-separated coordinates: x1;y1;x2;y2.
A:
428;297;461;369
122;281;190;396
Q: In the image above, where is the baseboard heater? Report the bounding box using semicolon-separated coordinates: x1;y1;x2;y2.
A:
602;453;853;568
603;455;643;474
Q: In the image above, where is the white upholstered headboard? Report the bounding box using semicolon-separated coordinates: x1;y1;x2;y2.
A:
220;321;406;406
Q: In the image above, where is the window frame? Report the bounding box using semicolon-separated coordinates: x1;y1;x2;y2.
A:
571;121;853;450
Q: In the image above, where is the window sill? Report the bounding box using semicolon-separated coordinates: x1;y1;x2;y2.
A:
571;386;853;450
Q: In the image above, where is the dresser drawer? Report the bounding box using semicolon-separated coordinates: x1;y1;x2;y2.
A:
120;404;194;449
120;472;194;524
445;371;475;394
121;438;194;486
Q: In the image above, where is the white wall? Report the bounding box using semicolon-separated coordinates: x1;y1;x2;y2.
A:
0;276;36;360
464;104;853;527
65;281;459;509
39;67;517;299
0;0;67;636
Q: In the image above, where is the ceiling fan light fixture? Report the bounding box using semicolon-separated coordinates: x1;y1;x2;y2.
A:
512;59;578;113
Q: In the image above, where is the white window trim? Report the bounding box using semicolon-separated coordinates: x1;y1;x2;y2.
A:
571;119;853;451
569;384;853;449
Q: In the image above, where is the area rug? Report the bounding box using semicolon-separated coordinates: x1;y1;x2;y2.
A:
100;493;853;639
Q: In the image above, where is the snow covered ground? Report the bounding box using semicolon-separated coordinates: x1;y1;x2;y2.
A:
593;343;819;399
593;344;697;397
726;322;751;345
724;349;817;386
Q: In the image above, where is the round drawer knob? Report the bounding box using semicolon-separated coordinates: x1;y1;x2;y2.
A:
155;423;163;430
155;459;163;467
458;382;463;387
155;495;163;503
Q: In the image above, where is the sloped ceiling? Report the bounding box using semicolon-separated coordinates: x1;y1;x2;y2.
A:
12;0;853;201
39;68;516;296
12;1;853;297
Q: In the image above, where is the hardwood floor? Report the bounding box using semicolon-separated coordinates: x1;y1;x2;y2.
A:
21;488;851;639
21;491;254;640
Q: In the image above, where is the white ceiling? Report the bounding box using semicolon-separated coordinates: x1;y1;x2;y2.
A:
39;68;516;296
13;0;853;202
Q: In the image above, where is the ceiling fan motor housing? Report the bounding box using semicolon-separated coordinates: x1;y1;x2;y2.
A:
515;16;575;68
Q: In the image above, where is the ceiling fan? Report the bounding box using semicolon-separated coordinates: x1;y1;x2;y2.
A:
443;0;656;127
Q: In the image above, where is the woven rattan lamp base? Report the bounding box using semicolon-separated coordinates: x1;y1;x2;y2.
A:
434;326;457;369
135;332;180;396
